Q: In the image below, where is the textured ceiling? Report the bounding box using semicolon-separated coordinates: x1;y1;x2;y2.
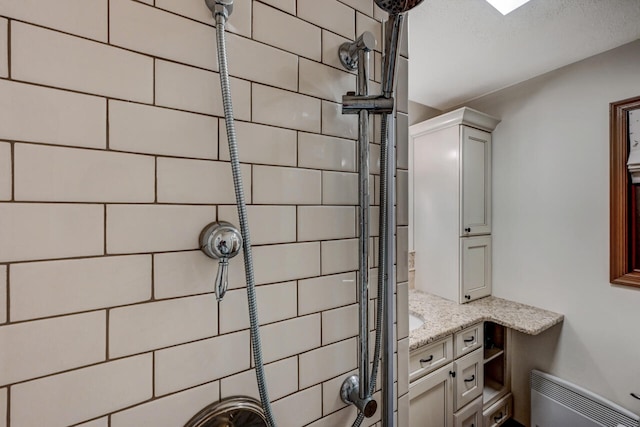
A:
408;0;640;110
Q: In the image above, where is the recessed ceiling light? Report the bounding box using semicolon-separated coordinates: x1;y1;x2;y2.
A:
485;0;532;15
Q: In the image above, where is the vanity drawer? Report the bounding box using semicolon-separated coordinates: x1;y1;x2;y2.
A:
409;336;453;382
483;393;512;427
454;396;483;427
454;323;483;358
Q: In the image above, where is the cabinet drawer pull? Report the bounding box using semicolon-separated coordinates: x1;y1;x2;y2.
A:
631;392;640;400
463;336;475;343
465;295;471;300
494;412;503;422
465;227;471;233
419;355;433;364
464;374;475;383
449;371;456;378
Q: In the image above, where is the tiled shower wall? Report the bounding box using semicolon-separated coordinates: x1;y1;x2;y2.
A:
0;1;410;426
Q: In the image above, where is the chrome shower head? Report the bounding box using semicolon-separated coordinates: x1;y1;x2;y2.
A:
374;0;424;15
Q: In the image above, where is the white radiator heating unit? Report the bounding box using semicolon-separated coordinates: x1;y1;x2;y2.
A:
531;370;639;427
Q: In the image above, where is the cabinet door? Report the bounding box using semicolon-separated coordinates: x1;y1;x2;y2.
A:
460;126;491;236
460;236;492;303
409;363;454;427
454;349;484;411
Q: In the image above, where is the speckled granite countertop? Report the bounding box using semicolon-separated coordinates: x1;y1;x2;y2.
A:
409;290;564;351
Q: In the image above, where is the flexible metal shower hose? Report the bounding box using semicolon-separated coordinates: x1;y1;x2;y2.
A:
215;18;277;427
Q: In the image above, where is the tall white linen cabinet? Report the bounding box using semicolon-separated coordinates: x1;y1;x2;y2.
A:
409;107;500;303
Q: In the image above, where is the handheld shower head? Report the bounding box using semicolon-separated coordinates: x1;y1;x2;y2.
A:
374;0;424;14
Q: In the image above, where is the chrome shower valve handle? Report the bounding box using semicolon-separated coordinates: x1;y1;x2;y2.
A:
200;221;243;301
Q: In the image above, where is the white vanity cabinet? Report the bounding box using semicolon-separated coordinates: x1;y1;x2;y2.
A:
409;323;485;427
410;107;500;304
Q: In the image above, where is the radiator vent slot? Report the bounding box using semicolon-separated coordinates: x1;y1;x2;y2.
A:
531;370;639;427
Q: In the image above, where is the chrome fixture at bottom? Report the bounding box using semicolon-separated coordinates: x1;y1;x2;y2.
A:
184;397;267;427
199;221;242;301
341;375;378;418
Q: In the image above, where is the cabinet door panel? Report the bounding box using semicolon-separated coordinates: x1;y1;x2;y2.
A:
460;126;491;236
409;364;454;427
460;236;492;303
454;349;484;411
454;396;483;427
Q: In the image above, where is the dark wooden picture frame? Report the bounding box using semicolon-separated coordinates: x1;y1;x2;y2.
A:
610;95;640;288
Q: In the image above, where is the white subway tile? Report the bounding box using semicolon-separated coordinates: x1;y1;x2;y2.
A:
323;171;359;205
157;158;250;204
252;84;321;133
299;338;357;388
398;337;409;396
0;80;106;148
106;205;215;254
370;143;381;174
260;314;320;363
309;406;358;427
0;0;107;42
218;205;297;245
321;239;358;275
0;19;7;78
397;113;409;169
254;3;321;60
397;281;409;340
298;272;357;315
155;0;251;38
227;33;298;91
220;121;297;167
298;206;356;241
397;227;409;283
397;57;409;113
374;3;388;21
10;255;151;321
155;331;249;395
112;381;219;427
0;266;5;324
253;242;320;284
356;12;382;53
76;418;108;427
109;295;217;358
14;144;154;203
322;100;358;139
272;386;322;427
300;58;356;103
109;100;218;159
297;0;355;39
260;0;296;14
397;170;408;225
12;22;152;102
0;312;106;386
219;281;297;333
341;0;374;17
155;60;251;121
398;393;409;427
253;166;321;205
0;203;104;263
0;142;10;201
321;370;357;415
0;388;6;427
154;251;216;299
11;355;152;427
220;356;298;401
110;0;217;71
298;133;356;172
322;304;359;344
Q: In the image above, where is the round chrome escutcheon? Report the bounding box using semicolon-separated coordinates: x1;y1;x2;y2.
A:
184;397;267;427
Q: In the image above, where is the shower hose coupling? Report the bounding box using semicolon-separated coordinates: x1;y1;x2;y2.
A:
205;0;234;21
